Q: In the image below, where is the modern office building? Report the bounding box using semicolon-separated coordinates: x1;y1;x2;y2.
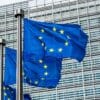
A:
0;0;100;99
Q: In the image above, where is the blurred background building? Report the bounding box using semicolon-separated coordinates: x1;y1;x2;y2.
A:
0;0;100;99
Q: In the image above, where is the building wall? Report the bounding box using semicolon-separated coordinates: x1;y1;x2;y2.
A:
0;0;100;99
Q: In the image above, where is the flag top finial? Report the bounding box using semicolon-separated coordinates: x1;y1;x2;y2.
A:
15;9;24;18
0;39;5;45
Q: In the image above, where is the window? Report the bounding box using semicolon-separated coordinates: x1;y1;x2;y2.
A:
89;18;99;27
95;88;100;94
91;42;100;54
88;6;96;13
80;20;88;28
94;73;100;80
84;74;92;82
74;75;82;84
83;59;91;67
85;89;94;96
90;28;100;40
79;7;87;15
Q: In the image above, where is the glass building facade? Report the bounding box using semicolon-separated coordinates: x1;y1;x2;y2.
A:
0;0;100;99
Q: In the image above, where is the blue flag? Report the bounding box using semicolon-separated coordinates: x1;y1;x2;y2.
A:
3;84;31;100
3;85;16;100
24;94;31;100
4;47;16;85
24;18;88;62
4;47;62;88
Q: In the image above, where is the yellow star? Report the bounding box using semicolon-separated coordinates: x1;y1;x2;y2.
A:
44;72;48;76
41;78;45;80
49;48;54;52
4;93;7;96
41;43;44;46
39;59;43;63
3;87;6;90
58;48;63;52
65;41;68;46
41;29;45;33
34;81;38;85
53;27;56;32
38;36;43;40
60;30;64;34
44;65;48;69
8;98;10;100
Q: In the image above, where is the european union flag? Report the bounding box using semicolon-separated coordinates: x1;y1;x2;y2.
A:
3;84;16;100
4;47;62;88
3;84;31;100
24;18;88;62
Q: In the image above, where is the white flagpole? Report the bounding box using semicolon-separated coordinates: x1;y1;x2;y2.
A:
15;9;24;100
0;39;5;100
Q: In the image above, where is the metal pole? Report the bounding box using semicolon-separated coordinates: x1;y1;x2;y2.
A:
15;9;24;100
0;39;5;100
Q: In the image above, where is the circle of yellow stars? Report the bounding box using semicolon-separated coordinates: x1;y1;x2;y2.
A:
39;27;69;53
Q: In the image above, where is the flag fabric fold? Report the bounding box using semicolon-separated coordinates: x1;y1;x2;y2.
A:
4;47;62;88
24;57;62;88
4;47;16;85
24;18;88;62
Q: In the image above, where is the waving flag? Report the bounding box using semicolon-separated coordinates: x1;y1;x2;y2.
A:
24;18;88;62
3;84;31;100
4;47;62;88
3;85;15;100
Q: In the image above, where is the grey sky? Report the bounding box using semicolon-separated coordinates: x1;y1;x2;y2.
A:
0;0;76;6
0;0;26;6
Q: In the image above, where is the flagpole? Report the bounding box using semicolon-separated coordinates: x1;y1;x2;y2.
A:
0;39;5;100
15;9;24;100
